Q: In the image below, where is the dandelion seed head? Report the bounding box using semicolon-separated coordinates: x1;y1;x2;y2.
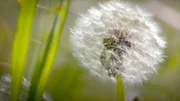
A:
0;74;53;101
70;1;166;84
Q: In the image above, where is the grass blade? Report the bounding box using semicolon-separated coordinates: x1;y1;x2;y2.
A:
28;0;70;101
11;0;38;101
27;0;55;80
116;75;124;101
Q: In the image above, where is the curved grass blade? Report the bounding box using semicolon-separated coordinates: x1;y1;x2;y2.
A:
28;0;70;101
27;0;55;80
10;0;38;101
116;75;124;101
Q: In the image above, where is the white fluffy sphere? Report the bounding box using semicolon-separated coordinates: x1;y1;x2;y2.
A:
70;0;166;84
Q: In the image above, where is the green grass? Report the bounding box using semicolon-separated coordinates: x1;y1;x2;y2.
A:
28;0;70;101
11;0;38;100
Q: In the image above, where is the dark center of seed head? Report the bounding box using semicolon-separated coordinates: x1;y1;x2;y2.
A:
100;29;132;77
103;29;131;50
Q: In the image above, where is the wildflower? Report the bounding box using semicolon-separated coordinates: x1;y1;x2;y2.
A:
0;74;53;101
70;0;166;84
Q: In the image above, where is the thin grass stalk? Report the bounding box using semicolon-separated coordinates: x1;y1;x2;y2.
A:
28;1;55;80
28;0;70;101
11;0;38;101
116;75;124;101
28;15;57;101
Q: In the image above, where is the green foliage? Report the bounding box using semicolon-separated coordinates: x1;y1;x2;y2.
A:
10;0;38;100
28;0;70;101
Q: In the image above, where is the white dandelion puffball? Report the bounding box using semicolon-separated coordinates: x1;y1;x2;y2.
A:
70;0;166;84
0;74;53;101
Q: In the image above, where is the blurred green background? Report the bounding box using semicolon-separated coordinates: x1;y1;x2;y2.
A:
0;0;180;101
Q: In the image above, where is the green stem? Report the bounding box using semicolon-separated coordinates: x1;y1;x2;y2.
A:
10;0;38;101
27;0;54;80
116;74;124;101
28;0;70;101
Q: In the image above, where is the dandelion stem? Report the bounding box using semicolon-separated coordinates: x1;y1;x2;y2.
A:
116;74;124;101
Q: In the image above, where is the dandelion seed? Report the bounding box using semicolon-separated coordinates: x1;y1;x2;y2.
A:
70;1;166;85
0;74;53;101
